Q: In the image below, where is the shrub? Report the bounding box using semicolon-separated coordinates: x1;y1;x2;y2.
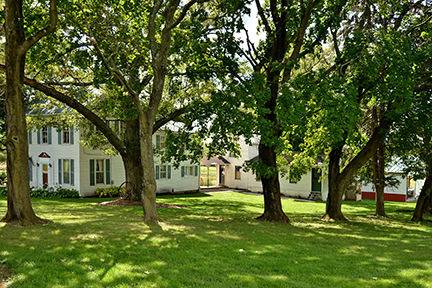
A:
95;186;123;198
0;171;6;186
0;186;6;197
31;187;80;198
0;187;80;199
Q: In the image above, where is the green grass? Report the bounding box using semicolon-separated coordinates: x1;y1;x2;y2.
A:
1;192;432;288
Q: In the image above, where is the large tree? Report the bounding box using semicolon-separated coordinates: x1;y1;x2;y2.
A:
212;0;348;223
7;0;240;224
391;18;432;222
299;0;428;221
2;0;57;225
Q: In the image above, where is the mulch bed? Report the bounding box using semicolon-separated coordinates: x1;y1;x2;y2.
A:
97;198;184;209
0;265;11;288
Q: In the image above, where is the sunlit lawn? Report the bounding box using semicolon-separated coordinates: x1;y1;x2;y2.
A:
1;192;432;288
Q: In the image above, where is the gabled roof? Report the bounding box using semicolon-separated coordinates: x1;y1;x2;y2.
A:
201;156;231;166
38;152;51;158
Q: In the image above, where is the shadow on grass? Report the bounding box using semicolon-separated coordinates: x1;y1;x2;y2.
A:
0;194;431;288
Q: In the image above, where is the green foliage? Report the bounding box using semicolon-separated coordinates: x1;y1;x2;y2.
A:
383;13;432;179
0;187;80;199
281;1;427;180
31;187;80;199
0;171;6;185
24;0;244;163
94;186;123;198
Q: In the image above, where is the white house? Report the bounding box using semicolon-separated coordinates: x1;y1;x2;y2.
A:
202;138;420;202
361;162;422;202
28;126;200;197
201;137;329;201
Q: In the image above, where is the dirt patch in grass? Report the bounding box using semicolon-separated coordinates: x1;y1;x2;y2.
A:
97;198;184;209
0;265;11;288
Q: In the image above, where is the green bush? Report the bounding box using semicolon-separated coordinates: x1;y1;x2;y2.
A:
0;187;80;198
0;171;6;185
32;187;80;198
95;186;123;198
0;186;6;197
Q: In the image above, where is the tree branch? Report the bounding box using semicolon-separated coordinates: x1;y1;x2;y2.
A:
0;64;127;156
21;0;58;53
340;116;391;181
153;105;191;132
41;81;93;87
168;0;207;30
90;38;139;99
27;80;126;156
255;0;272;35
148;0;164;58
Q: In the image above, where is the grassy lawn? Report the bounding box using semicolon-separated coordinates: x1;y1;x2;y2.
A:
1;192;432;288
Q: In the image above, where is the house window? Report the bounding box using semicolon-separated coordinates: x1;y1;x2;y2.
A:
160;165;167;179
156;164;171;179
59;159;75;186
63;129;70;144
235;166;241;180
42;127;49;144
89;159;110;186
96;159;105;184
108;120;123;134
156;134;166;151
181;165;198;177
63;159;71;184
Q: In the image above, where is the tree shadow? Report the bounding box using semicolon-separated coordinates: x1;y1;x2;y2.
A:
0;194;431;287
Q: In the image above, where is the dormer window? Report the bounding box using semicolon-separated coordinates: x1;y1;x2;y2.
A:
63;129;70;144
57;128;74;145
42;127;49;144
156;134;166;151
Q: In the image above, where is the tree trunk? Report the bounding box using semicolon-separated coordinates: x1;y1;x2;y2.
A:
373;141;386;217
123;119;142;201
256;142;290;223
139;115;158;225
412;168;432;222
323;146;347;221
122;154;143;201
1;0;48;225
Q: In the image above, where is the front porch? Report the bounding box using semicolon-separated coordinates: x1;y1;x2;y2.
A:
200;156;231;188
